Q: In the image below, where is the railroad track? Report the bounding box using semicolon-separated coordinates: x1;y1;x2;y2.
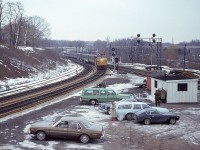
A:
107;64;152;76
0;60;107;118
0;62;83;98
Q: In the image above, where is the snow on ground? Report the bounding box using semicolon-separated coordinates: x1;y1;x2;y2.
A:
17;46;34;52
0;45;9;49
20;105;108;150
0;61;76;92
0;82;200;149
118;62;146;70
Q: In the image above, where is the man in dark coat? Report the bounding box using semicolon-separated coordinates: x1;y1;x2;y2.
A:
154;90;160;107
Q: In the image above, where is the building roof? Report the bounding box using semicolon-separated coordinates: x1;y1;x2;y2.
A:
152;74;195;81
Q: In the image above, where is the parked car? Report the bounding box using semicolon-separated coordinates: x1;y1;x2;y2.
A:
98;97;153;115
29;117;104;143
80;87;131;105
115;102;151;121
134;108;180;125
134;79;146;88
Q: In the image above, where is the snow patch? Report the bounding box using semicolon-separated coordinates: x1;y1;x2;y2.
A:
18;46;34;52
0;45;9;49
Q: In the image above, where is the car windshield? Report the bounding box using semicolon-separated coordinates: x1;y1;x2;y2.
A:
81;120;92;129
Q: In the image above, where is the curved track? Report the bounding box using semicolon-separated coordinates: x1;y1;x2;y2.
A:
0;59;106;118
0;63;83;98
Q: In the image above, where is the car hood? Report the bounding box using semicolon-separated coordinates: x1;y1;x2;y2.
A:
30;121;54;128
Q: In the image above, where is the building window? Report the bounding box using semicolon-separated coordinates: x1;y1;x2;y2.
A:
177;83;188;91
154;80;157;88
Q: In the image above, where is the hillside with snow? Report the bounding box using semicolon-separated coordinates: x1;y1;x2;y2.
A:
0;45;68;91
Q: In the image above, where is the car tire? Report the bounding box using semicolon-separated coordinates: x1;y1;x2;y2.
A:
90;100;96;105
169;118;176;124
79;134;90;143
144;118;151;125
36;131;46;141
126;113;133;121
142;84;146;88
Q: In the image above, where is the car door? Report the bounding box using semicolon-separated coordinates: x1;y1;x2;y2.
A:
107;90;118;102
98;89;107;102
116;104;132;119
132;104;142;113
150;110;162;123
67;122;82;139
49;121;69;138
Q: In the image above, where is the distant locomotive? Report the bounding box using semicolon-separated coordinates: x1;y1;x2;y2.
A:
67;53;107;70
95;56;107;70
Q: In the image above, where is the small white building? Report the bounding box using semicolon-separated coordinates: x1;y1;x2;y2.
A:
151;75;198;103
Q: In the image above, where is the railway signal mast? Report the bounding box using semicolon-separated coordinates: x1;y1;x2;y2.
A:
112;47;116;70
136;34;162;71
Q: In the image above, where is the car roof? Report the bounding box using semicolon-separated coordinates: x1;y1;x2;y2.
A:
83;87;114;90
152;107;169;112
60;117;85;122
116;101;148;105
138;107;169;112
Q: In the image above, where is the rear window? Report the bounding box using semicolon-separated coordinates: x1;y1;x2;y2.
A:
118;104;132;109
81;121;92;129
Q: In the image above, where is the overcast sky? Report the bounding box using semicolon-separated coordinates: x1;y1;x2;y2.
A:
9;0;200;43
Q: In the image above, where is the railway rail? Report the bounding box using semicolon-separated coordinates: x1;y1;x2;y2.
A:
0;60;107;118
0;63;83;98
107;64;152;76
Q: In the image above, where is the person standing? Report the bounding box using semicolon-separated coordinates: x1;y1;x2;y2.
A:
154;90;160;107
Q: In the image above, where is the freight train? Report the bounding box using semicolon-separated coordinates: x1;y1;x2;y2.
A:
67;53;107;70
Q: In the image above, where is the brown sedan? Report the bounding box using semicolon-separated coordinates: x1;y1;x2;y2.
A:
29;117;104;143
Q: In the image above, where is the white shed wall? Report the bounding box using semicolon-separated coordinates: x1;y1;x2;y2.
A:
151;78;198;103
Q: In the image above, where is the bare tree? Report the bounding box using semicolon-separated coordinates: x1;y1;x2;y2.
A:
0;0;6;42
14;2;24;48
6;2;15;46
1;1;50;47
24;16;50;46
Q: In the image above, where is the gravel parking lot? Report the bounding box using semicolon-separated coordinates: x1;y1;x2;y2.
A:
0;73;200;150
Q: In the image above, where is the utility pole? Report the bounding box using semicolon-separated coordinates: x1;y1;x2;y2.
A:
183;44;186;70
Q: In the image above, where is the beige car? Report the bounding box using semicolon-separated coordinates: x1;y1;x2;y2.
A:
29;117;104;143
